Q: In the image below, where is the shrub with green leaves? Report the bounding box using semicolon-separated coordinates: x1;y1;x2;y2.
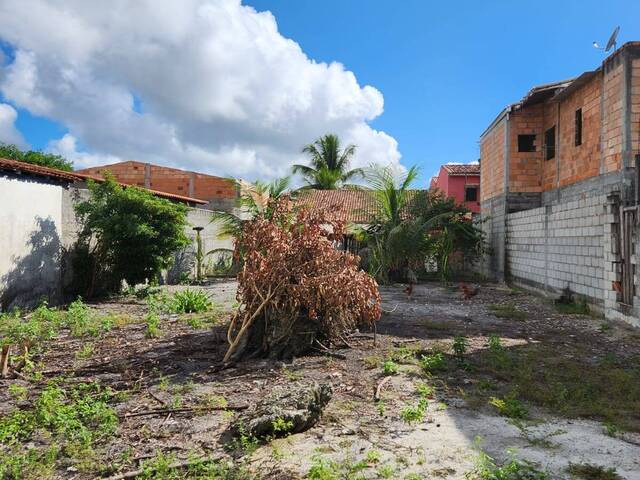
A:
0;143;73;171
470;450;547;480
170;289;214;313
381;359;399;376
419;352;446;373
73;176;190;298
489;392;528;420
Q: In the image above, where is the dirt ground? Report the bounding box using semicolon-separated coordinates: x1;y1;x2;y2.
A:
2;280;640;479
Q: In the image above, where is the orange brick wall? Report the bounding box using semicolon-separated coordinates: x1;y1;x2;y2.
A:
602;62;624;173
508;105;543;193
557;74;601;187
78;161;236;201
480;119;506;202
541;102;559;191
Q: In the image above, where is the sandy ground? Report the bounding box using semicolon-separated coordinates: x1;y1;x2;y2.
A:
2;280;640;479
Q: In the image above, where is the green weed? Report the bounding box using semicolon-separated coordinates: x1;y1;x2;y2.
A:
566;463;621;480
145;312;162;338
452;336;468;361
469;450;548;480
382;360;399;376
489;392;528;420
75;343;95;360
419;352;446;374
170;289;214;313
488;303;527;320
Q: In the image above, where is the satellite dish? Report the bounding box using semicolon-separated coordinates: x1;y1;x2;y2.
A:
605;26;620;52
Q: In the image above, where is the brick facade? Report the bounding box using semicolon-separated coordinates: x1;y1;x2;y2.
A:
478;42;640;325
77;161;237;206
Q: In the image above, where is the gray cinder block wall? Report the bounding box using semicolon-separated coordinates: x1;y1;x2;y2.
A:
506;195;606;308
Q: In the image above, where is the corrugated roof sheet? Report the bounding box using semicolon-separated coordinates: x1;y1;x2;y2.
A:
442;164;480;175
0;157;207;204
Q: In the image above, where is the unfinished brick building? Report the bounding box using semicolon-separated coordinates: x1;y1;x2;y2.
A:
480;41;640;324
77;161;237;211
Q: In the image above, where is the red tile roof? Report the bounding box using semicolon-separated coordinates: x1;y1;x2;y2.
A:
295;189;379;224
0;157;207;204
295;189;428;224
0;157;79;182
442;164;480;176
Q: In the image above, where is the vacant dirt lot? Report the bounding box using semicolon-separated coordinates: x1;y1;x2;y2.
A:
2;280;640;479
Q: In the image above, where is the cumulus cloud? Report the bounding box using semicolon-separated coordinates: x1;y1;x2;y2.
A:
0;103;26;147
0;0;402;179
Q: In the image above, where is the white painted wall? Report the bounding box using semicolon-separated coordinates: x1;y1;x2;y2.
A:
0;175;65;309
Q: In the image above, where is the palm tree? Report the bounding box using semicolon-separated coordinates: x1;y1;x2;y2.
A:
293;134;364;189
361;165;421;282
211;176;292;240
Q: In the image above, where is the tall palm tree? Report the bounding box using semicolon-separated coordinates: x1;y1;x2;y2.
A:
293;134;364;189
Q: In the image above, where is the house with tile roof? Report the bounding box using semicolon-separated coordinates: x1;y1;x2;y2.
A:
0;158;228;310
429;163;480;213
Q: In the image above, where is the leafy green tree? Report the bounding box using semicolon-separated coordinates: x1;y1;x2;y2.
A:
361;166;484;284
293;134;363;189
361;165;421;283
0;143;73;171
73;176;189;297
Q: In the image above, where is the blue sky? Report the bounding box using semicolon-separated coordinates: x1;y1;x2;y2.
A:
1;1;639;185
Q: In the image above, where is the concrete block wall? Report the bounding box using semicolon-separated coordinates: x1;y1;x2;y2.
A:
480;195;506;280
506;194;606;306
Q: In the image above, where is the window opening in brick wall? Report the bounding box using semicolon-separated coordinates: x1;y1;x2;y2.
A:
465;185;479;202
575;108;582;146
545;126;556;160
517;134;536;152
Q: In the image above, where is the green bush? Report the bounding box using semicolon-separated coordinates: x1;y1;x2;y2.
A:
74;177;189;297
0;143;73;171
419;352;446;373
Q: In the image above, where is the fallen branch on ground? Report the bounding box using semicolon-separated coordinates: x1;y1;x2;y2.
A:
374;376;392;402
120;404;248;418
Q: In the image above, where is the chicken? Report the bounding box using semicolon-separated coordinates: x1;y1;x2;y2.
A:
404;268;417;298
460;282;480;299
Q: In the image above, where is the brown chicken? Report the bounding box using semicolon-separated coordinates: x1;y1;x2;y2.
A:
460;282;480;299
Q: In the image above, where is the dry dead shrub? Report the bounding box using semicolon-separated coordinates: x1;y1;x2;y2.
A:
224;197;380;361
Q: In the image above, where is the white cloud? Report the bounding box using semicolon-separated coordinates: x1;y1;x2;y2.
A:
0;0;403;179
0;103;26;147
46;134;120;169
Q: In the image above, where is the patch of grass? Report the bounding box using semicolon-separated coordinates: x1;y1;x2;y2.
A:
566;463;621;480
282;366;303;381
138;451;254;479
488;302;527;320
400;401;427;424
0;380;118;477
307;454;370;480
415;382;435;398
8;383;28;401
469;449;547;480
170;289;214;314
555;297;590;315
598;322;612;333
362;355;381;369
377;464;395;479
381;359;399;376
75;343;95;360
463;340;640;432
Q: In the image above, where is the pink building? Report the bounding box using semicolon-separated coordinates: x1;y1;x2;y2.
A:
429;163;480;213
